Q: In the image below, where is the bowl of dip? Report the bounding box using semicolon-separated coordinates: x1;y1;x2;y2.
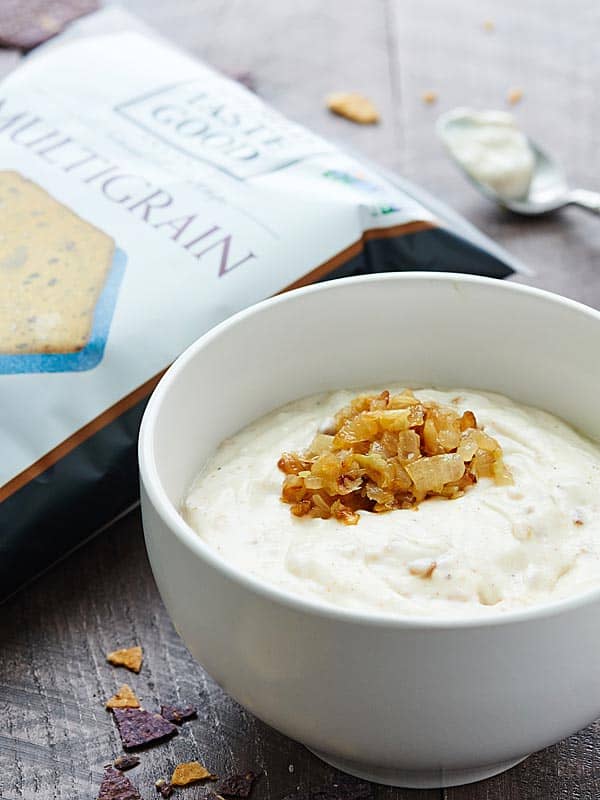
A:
139;273;600;789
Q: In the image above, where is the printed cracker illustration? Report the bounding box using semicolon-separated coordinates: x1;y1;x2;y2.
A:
0;171;115;354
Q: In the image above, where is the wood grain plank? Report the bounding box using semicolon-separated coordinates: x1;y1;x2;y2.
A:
443;730;600;800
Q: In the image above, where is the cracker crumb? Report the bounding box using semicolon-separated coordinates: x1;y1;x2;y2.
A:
155;778;174;798
160;703;197;724
113;754;140;771
507;88;523;105
326;92;379;124
106;646;143;673
421;90;438;105
483;20;495;32
171;761;214;786
105;684;141;709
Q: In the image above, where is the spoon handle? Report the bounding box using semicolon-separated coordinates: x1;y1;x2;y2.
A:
568;189;600;215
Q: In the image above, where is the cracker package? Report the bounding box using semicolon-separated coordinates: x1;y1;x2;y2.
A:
0;8;526;600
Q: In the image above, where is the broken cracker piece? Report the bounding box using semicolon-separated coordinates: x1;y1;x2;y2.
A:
421;90;438;105
160;704;197;725
507;87;523;105
97;765;141;800
326;92;379;124
112;707;177;749
171;761;215;786
219;771;260;798
155;779;174;798
106;646;143;673
106;685;141;710
113;754;140;771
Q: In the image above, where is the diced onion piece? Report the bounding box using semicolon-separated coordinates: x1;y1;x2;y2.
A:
311;493;331;515
333;412;380;448
278;390;511;523
303;476;324;490
457;430;480;461
397;429;421;461
470;450;495;479
422;416;443;455
477;431;501;452
379;430;400;458
405;453;465;494
307;433;334;455
388;389;420;408
377;407;424;431
460;410;477;430
354;453;392;487
389;459;413;491
330;499;359;525
278;452;311;474
493;456;513;485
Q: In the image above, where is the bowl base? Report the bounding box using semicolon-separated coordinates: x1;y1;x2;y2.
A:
306;747;529;789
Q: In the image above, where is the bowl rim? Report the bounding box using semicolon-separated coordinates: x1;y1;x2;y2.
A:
139;271;600;630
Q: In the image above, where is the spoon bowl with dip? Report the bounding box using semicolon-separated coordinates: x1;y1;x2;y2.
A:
437;108;600;216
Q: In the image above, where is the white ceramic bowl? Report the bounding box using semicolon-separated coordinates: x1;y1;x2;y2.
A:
139;273;600;789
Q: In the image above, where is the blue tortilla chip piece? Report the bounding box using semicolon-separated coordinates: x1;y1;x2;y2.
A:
112;708;177;749
218;771;260;798
112;755;140;772
97;766;141;800
159;704;197;725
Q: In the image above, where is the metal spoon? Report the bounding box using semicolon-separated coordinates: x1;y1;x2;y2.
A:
437;111;600;216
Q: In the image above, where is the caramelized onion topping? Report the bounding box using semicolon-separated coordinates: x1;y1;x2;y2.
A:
278;390;512;525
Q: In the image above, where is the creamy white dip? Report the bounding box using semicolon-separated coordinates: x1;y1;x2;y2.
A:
440;109;535;199
184;388;600;618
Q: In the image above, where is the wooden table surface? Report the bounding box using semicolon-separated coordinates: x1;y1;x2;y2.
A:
2;2;600;799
